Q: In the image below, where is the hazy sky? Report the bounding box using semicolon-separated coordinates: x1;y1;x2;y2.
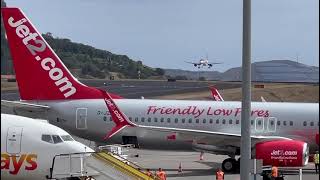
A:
7;0;319;71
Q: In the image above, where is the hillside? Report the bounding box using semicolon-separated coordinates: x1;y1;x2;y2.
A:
42;33;164;79
1;0;13;74
0;0;164;79
165;60;319;82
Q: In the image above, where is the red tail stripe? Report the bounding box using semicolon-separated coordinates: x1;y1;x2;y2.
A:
100;90;134;139
1;7;122;100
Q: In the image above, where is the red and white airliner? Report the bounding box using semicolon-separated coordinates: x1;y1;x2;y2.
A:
1;7;319;172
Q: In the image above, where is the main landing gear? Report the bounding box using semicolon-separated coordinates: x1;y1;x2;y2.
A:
221;157;240;173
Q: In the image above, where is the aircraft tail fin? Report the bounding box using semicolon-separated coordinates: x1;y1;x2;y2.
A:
209;86;224;101
1;7;121;100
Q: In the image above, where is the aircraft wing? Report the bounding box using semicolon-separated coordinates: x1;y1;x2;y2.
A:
1;100;50;112
185;61;200;65
135;125;291;147
208;62;222;65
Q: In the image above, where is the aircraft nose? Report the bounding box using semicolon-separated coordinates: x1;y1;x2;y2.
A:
68;141;95;153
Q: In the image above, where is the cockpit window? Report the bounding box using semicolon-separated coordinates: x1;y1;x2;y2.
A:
61;135;74;141
52;135;63;144
42;134;54;143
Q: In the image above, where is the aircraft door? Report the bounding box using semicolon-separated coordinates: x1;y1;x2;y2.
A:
6;127;23;154
267;117;277;132
76;108;87;129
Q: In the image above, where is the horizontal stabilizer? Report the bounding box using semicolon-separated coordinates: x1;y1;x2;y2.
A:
1;100;50;111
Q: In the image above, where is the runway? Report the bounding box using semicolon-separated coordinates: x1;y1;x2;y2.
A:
1;79;242;100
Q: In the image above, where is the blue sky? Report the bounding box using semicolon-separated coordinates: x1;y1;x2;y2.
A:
7;0;319;71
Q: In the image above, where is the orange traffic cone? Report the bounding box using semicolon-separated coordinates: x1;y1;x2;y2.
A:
200;152;204;160
178;162;182;173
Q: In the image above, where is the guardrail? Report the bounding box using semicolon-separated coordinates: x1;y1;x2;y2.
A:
47;148;160;180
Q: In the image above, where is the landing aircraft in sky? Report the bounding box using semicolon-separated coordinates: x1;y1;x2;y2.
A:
1;114;94;180
1;7;319;172
185;55;222;69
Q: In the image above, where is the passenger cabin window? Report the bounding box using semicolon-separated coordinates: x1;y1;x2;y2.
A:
154;118;158;122
147;117;151;122
160;118;164;123
203;119;206;123
182;118;186;123
216;119;219;124
167;118;171;123
310;122;314;126
109;117;112;121
283;121;287;126
277;121;281;126
250;120;254;125
236;120;240;124
42;134;53;144
209;119;213;124
129;117;132;121
196;119;199;123
257;120;262;125
222;119;226;124
135;117;139;122
175;118;178;123
303;121;307;126
188;119;192;123
289;121;293;126
229;119;232;124
141;117;145;122
270;121;274;126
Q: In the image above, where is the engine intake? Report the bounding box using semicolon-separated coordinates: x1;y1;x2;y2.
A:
255;140;309;167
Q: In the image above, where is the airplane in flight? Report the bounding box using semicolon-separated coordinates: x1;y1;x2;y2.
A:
185;55;222;69
1;7;319;172
1;114;94;179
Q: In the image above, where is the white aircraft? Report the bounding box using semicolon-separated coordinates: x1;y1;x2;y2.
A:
1;114;94;179
1;7;319;172
185;55;222;69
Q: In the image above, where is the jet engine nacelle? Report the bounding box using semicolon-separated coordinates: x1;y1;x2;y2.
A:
255;140;309;167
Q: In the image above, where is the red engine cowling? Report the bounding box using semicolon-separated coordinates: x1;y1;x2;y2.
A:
255;140;309;167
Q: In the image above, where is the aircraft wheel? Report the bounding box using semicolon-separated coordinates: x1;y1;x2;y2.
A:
222;158;237;173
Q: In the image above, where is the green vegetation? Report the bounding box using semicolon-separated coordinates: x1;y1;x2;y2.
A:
42;33;164;79
1;0;164;79
1;0;13;74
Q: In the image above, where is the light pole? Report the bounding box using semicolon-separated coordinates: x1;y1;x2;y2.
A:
240;0;252;180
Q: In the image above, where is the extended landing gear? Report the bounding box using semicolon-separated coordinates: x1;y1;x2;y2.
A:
222;158;240;173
